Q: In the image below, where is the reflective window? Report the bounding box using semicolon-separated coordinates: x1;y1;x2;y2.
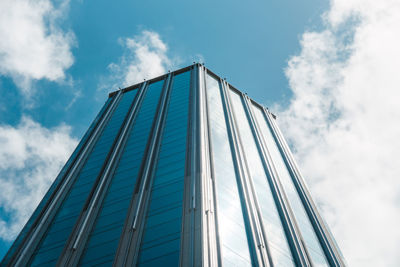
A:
229;90;295;266
78;80;165;266
206;75;253;266
137;71;191;266
29;90;137;267
252;104;328;266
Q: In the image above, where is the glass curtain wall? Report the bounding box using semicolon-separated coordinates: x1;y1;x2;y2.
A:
205;74;253;266
251;104;328;266
228;89;295;266
78;80;165;266
136;71;191;266
29;90;137;266
1;65;345;267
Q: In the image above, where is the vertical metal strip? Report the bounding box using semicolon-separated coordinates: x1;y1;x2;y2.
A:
264;110;345;267
202;71;224;267
57;83;148;266
219;81;269;267
199;65;219;267
9;90;123;267
180;65;196;266
190;65;198;266
242;97;311;266
113;73;173;267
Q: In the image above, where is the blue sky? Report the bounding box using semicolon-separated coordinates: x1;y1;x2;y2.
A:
0;0;328;137
1;0;400;265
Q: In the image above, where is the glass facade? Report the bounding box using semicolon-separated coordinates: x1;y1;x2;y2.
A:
2;64;345;267
229;89;295;266
29;89;137;267
137;71;191;266
79;79;165;266
252;104;328;266
206;74;252;266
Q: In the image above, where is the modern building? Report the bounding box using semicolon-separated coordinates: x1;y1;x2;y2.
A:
1;64;345;267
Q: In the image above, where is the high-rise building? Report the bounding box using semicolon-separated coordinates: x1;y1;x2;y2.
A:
1;64;345;267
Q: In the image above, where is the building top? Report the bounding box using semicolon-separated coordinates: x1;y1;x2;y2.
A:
108;63;277;118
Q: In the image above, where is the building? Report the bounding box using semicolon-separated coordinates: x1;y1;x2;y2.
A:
1;64;345;266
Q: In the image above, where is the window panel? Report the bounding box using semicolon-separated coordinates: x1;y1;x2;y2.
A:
79;238;119;266
137;71;191;266
251;103;328;266
139;238;180;263
29;90;138;266
229;90;295;266
205;74;253;266
139;251;179;267
142;218;182;244
78;80;165;265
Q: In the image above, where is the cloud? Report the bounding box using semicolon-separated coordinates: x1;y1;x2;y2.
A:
103;30;177;91
0;0;75;95
275;0;400;266
0;117;77;241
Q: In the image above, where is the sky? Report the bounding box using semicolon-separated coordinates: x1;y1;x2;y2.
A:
0;0;399;265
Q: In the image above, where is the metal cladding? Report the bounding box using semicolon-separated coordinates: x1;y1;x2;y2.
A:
1;64;346;267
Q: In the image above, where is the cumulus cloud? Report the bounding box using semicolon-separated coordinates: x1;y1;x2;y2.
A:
0;0;75;94
104;30;177;90
275;0;400;266
0;117;77;241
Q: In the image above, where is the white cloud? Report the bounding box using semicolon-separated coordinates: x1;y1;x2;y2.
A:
0;117;77;241
275;0;400;266
104;30;176;90
0;0;75;94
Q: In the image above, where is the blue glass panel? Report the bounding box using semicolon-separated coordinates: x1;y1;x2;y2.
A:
29;90;137;266
0;97;113;266
205;75;253;266
139;251;179;267
252;104;328;266
137;71;191;266
140;238;180;263
229;90;295;266
79;80;165;266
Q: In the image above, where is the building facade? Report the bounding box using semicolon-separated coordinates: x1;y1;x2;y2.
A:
1;64;345;267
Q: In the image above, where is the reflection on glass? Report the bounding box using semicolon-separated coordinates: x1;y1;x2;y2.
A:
228;90;295;266
252;104;328;266
206;74;252;266
137;71;191;266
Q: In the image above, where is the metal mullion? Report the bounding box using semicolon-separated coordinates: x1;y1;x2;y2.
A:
113;73;173;267
243;97;311;266
219;80;268;267
264;110;345;267
202;67;224;267
8;90;123;267
205;77;229;267
180;65;196;267
57;82;148;266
